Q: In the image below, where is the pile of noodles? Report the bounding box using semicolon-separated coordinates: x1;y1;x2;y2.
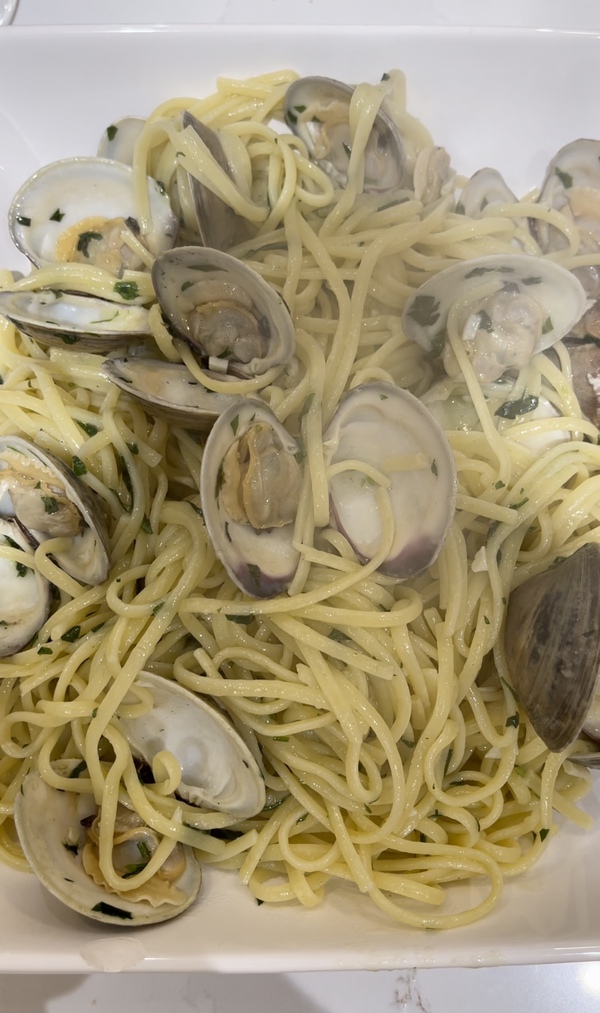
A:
0;68;597;930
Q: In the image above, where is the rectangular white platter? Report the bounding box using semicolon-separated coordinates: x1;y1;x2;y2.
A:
0;23;599;973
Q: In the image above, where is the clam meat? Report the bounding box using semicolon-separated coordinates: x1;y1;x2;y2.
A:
322;382;457;579
200;399;303;598
152;246;295;380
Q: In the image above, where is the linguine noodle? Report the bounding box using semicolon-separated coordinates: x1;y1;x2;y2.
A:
0;68;597;930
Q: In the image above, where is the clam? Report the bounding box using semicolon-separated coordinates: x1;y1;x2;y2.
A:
423;377;570;455
0;517;51;657
102;356;238;430
0;436;110;585
457;167;518;218
0;290;151;351
14;764;202;926
531;139;600;296
9;156;177;273
322;382;457;579
117;671;265;818
97;117;145;166
401;254;587;382
283;76;404;193
152;246;295;380
560;337;600;427
504;543;600;753
180;111;252;251
200;399;303;598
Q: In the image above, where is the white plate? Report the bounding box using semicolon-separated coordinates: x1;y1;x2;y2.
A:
1;23;599;973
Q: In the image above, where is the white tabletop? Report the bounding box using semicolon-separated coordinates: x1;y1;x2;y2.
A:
2;3;600;1011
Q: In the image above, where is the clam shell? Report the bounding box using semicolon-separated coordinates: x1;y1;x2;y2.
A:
9;156;177;269
0;517;51;657
152;246;295;380
323;382;457;579
14;768;201;926
402;253;587;382
102;356;237;430
0;435;110;586
457;167;518;218
504;543;600;752
118;671;265;819
181;111;252;251
284;76;404;193
97;117;145;166
200;399;302;598
0;290;151;351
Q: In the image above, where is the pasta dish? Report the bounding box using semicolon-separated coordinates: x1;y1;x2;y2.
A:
0;67;597;931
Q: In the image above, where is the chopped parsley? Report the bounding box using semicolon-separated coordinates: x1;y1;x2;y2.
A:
113;281;140;301
50;208;65;222
76;231;103;257
407;294;440;328
106;124;118;141
494;395;539;419
91;902;132;920
61;626;81;643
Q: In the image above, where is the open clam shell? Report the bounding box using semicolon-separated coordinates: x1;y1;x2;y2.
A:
118;671;265;819
14;766;201;926
401;254;587;382
0;290;151;351
0;517;51;657
284;76;404;193
97;117;145;166
457;167;521;221
323;382;457;579
102;356;238;430
9;156;177;271
504;543;600;752
0;435;110;586
200;399;302;598
181;111;252;251
152;246;295;380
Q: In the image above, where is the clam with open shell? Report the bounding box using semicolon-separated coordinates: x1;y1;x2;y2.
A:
284;75;405;193
0;435;110;586
402;254;587;383
152;246;295;381
323;382;457;579
200;399;303;598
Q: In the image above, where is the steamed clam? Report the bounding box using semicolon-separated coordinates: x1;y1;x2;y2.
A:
0;517;51;657
401;254;587;382
504;543;600;755
323;382;457;579
284;75;404;193
117;671;265;819
13;671;266;925
0;436;110;586
457;167;518;219
200;399;303;598
532;140;600;284
14;764;202;926
0;289;151;351
180;111;253;251
9;156;177;273
152;246;295;380
102;356;238;430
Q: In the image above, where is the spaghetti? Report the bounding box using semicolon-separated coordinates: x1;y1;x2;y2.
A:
0;67;597;930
